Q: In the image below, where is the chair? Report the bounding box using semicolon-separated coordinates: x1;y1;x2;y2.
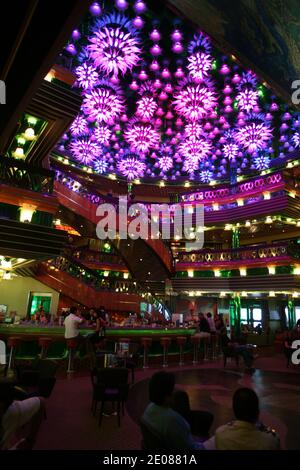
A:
222;346;240;368
191;335;201;364
116;342;140;384
90;367;129;427
139;418;166;450
15;359;58;398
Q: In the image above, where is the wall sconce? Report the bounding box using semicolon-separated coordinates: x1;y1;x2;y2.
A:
214;269;221;277
3;272;12;280
19;204;36;223
187;269;194;278
268;266;276;275
269;291;275;297
123;272;129;279
239;267;247;276
237;199;244;206
103;271;110;277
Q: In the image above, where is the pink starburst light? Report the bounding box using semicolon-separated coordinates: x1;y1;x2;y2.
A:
235;123;273;154
124;122;160;153
69;138;100;165
136;96;157;121
184;123;204;139
179;136;212;161
70;115;89;136
87;13;141;77
187;52;212;82
93;125;112;145
75;62;99;89
82;82;124;124
173;80;217;121
158;155;173;172
183;156;200;173
236;88;259;112
117;155;146;180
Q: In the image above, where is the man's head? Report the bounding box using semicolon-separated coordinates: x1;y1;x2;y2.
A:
70;306;79;315
149;372;175;406
233;387;259;423
207;312;212;318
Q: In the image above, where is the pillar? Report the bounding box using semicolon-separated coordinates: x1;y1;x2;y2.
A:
287;298;296;329
229;294;241;337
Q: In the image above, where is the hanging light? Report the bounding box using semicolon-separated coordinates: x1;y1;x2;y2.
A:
19;204;36;223
24;127;35;140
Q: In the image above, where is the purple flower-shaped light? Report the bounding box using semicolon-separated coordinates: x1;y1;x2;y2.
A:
94;156;109;174
184;123;204;139
173;79;217;121
179;136;212;161
136;96;157;121
254;154;270;170
188;33;211;54
222;143;239;160
117;155;146;180
200;170;213;183
158;155;173;172
236;88;259;112
75;62;99;89
93;125;112;145
87;13;141;77
82;81;124;124
187;52;212;82
235;123;273;154
183;156;200;173
124;122;160;153
292;132;300;148
69;138;100;165
70;115;89;137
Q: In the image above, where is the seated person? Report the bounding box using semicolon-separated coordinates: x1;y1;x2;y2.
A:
171;389;213;440
142;371;204;450
204;387;280;450
220;328;255;371
64;306;84;340
0;384;46;450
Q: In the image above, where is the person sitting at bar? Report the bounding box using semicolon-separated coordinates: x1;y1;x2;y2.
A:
141;371;204;450
206;312;216;332
198;313;210;336
204;388;280;450
64;306;84;340
220;328;255;372
0;384;46;450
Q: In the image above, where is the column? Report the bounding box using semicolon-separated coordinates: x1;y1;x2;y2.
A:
229;293;241;337
287;298;296;329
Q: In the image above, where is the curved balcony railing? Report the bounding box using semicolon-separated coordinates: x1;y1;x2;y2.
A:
176;242;300;268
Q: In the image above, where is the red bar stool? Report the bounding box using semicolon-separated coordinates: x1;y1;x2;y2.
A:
141;337;152;369
38;337;52;359
176;336;187;366
191;335;201;364
7;337;21;370
160;337;171;367
66;338;78;373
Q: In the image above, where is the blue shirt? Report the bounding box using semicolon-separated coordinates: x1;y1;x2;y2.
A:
142;403;203;450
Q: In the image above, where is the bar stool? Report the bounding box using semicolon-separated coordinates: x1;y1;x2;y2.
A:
141;337;152;369
66;338;78;373
191;335;201;364
7;337;21;370
203;335;211;361
210;333;218;360
38;337;52;359
160;337;171;367
176;336;187;366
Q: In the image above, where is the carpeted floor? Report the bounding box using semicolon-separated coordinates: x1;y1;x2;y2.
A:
35;355;300;450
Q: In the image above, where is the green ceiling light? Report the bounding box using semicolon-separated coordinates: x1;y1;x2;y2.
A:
27;116;38;126
17;137;26;145
212;60;217;70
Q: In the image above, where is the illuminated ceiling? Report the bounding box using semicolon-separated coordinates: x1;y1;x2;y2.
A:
54;0;300;185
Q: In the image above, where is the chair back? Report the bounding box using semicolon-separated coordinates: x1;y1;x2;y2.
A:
139;419;165;450
95;367;129;388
